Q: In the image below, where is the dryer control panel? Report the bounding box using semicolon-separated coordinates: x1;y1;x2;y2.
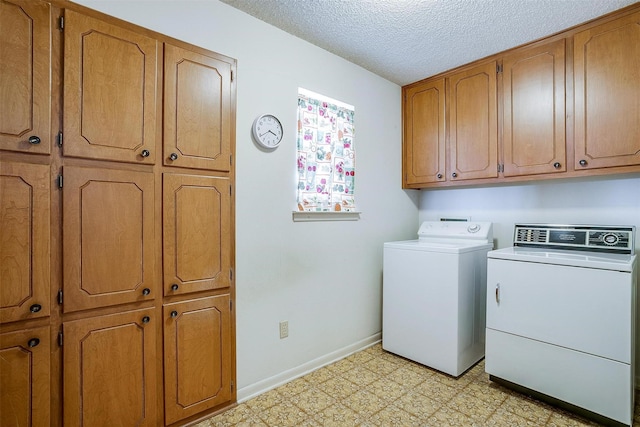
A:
514;224;635;255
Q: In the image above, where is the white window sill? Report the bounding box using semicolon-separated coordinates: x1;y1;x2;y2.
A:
292;211;361;222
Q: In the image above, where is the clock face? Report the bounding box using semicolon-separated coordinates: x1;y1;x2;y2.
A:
252;114;283;148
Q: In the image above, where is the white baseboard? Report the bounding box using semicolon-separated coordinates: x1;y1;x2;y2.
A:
237;333;382;402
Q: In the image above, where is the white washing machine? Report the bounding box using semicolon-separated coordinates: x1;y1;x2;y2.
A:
486;224;637;426
382;221;493;377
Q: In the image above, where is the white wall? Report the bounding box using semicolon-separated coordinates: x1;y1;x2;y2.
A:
419;174;640;375
74;0;419;400
418;176;640;250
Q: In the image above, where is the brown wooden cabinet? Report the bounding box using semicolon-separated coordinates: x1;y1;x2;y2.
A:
502;40;566;177
63;308;156;426
63;9;159;164
163;173;232;296
448;61;498;181
403;79;446;185
164;44;233;171
163;295;232;424
0;326;50;427
0;0;52;154
0;161;50;323
402;5;640;188
2;3;237;426
62;166;156;312
574;10;640;170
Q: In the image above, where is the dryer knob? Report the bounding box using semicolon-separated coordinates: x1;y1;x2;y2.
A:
602;233;619;246
467;224;480;233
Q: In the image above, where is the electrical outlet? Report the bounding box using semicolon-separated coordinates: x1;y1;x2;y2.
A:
279;321;289;339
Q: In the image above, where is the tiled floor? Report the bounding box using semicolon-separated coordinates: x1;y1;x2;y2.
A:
199;344;638;426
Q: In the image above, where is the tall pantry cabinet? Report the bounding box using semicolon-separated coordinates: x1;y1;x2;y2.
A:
0;1;236;426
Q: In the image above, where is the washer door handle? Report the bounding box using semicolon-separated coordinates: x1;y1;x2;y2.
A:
495;283;500;304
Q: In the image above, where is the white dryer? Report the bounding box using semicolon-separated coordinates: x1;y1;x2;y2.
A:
486;224;637;426
382;221;493;377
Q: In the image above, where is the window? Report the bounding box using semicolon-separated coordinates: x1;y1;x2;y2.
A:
296;88;356;214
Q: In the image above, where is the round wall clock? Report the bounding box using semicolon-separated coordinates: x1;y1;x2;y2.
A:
252;114;283;149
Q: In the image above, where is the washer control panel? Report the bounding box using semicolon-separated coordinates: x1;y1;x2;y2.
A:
418;221;493;242
514;224;635;254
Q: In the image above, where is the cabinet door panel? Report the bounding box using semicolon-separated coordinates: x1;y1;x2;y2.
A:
574;11;640;169
0;326;50;427
448;62;498;181
63;309;156;427
63;9;158;164
63;166;155;312
503;40;566;177
403;79;446;185
164;44;232;171
163;295;232;424
0;0;51;154
0;161;50;323
163;174;231;295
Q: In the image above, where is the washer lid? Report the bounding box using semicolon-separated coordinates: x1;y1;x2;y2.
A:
488;246;637;272
384;239;493;254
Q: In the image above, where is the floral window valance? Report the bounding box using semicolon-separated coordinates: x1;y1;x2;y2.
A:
296;89;356;212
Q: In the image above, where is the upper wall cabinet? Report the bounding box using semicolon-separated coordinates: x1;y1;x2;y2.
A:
448;61;498;181
403;4;640;188
0;0;51;154
63;9;159;164
502;40;566;177
574;11;640;170
164;44;233;171
403;79;446;185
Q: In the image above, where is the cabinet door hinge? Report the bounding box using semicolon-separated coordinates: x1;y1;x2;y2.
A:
229;185;232;196
230;299;233;311
57;175;63;189
230;154;233;165
231;381;234;392
230;268;233;281
59;16;64;30
231;70;234;82
496;64;503;74
57;131;63;146
497;164;504;173
58;331;63;347
57;290;63;305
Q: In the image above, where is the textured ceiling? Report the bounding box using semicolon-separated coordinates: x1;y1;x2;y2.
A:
219;0;638;86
